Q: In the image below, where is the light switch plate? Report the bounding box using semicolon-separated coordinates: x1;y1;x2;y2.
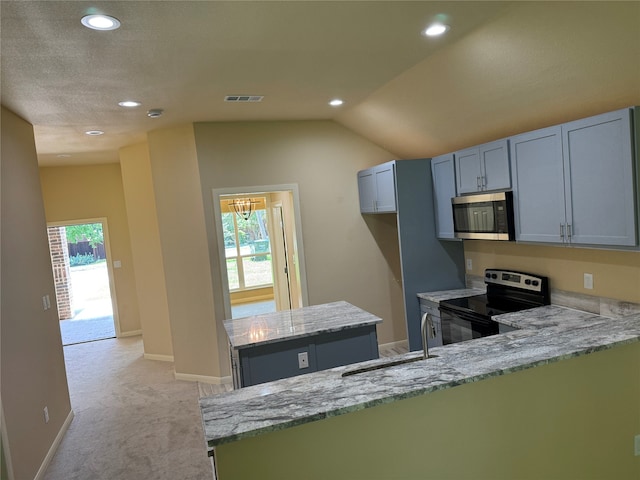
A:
583;273;593;290
635;434;640;456
466;259;473;271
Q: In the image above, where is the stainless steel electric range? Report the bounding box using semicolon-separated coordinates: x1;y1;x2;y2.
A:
439;269;550;345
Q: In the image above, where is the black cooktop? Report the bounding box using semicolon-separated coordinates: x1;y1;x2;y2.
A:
440;269;550;319
440;294;542;318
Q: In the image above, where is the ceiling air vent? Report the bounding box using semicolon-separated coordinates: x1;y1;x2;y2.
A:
224;95;263;103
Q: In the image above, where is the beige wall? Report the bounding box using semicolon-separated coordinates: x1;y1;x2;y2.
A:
39;164;141;334
193;120;403;348
1;107;71;480
216;342;640;479
119;143;174;359
465;241;640;304
146;125;223;379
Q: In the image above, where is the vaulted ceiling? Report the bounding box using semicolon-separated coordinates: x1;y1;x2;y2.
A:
2;1;639;166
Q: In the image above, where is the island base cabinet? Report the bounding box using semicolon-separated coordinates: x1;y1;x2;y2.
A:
236;326;379;387
214;343;640;480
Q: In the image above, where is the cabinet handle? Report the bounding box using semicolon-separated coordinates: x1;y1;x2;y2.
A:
567;224;572;238
477;176;481;189
428;314;437;339
560;223;565;239
481;175;486;189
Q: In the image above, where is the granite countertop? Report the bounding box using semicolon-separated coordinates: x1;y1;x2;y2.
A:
200;295;640;453
417;288;485;303
223;300;382;349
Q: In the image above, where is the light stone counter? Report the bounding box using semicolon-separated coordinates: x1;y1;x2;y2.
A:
200;295;640;454
224;300;382;349
417;288;485;303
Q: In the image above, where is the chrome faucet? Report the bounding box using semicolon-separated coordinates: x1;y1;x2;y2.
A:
420;313;431;360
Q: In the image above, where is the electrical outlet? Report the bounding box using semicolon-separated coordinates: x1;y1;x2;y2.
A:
583;273;594;290
298;352;309;369
466;259;473;271
635;434;640;456
42;294;51;310
43;406;49;424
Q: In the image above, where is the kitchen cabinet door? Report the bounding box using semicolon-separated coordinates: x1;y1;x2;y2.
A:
374;163;397;213
510;126;566;243
480;139;511;192
357;169;376;213
455;139;510;194
562;108;637;246
455;147;482;194
431;153;458;239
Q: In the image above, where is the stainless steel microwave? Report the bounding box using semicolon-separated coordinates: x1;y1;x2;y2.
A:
452;191;515;241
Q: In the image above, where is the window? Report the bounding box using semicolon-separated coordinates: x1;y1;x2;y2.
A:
222;197;273;291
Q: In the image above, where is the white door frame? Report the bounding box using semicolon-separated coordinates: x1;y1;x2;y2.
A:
47;217;121;337
212;184;309;320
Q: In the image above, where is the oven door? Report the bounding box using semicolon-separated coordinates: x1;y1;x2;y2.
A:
439;305;500;345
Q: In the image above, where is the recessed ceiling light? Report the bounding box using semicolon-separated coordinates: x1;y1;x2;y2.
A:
81;14;121;31
422;23;450;37
118;100;141;108
329;99;344;107
85;130;104;136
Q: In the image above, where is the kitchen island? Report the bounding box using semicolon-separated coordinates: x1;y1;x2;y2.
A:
201;295;640;479
224;301;381;387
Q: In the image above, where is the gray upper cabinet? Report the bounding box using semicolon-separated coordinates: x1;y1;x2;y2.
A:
562;108;636;246
511;107;638;247
510;126;566;244
431;153;457;239
357;161;396;213
455;139;511;194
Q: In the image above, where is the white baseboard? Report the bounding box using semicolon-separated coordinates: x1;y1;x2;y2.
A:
119;329;142;338
379;339;409;351
174;372;232;385
34;409;74;480
143;353;174;362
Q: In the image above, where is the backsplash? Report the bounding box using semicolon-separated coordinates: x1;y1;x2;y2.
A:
465;274;640;319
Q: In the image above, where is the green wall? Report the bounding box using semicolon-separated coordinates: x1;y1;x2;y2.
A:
216;343;640;479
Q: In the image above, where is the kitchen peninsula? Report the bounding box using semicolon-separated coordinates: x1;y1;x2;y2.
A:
202;295;640;479
224;301;381;387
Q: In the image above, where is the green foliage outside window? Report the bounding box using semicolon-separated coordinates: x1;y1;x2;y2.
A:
65;223;104;247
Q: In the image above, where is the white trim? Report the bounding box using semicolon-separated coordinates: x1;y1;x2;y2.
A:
174;372;232;385
143;353;174;362
34;410;74;480
212;184;309;320
379;340;409;351
119;329;142;338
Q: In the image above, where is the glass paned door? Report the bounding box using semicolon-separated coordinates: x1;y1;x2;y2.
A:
221;200;273;291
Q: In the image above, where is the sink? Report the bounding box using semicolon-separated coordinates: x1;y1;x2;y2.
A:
341;354;438;377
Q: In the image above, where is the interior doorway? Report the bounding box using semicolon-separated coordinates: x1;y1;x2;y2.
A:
46;218;120;345
213;185;308;320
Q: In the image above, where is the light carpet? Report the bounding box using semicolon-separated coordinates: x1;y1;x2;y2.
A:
44;337;214;480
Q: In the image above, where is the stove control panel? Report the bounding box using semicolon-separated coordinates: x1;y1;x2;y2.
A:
484;269;547;293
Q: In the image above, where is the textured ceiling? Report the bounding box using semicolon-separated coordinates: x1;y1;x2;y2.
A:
1;1;639;166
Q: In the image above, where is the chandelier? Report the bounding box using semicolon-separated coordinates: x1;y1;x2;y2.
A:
229;198;258;221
